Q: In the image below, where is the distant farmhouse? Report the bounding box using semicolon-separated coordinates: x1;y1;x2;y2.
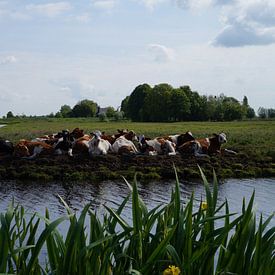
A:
96;106;121;117
96;107;108;117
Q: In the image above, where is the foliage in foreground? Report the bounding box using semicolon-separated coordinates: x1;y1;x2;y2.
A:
0;168;274;275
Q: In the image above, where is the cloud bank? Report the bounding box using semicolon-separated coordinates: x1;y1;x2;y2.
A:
26;2;72;17
213;0;275;47
0;55;17;65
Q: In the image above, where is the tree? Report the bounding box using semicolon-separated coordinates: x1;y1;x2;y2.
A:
60;105;72;118
181;86;207;121
143;83;173;122
242;96;248;107
258;107;267;119
55;111;62;118
113;111;124;121
267;108;275;118
246;107;255;119
120;96;130;118
6;111;14;118
126;83;152;121
106;106;116;118
169;88;190;121
223;101;244;121
72;99;98;117
98;113;107;121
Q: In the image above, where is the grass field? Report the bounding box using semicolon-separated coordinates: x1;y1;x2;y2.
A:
1;118;275;158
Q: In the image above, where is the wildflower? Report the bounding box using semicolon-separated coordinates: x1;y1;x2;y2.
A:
163;265;181;275
201;201;208;210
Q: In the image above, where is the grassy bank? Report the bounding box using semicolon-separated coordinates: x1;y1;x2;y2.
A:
0;118;275;181
0;170;274;274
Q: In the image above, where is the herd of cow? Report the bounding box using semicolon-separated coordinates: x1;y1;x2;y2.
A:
0;128;237;160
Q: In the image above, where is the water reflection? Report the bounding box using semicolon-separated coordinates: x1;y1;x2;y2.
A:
0;178;274;227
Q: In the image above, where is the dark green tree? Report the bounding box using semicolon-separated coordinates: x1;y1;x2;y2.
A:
127;83;152;121
6;111;14;118
72;99;98;117
258;107;267;119
169;88;190;121
106;106;116;118
181;86;207;120
120;96;130;118
60;105;72;118
267;108;275;118
223;100;244;121
246;107;256;119
143;83;173;122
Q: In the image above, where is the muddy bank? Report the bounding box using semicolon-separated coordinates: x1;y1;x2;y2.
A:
0;152;275;182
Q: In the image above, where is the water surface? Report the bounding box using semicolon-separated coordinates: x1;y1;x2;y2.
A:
0;178;274;226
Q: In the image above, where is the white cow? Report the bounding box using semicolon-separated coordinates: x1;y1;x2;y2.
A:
88;133;113;156
112;135;138;154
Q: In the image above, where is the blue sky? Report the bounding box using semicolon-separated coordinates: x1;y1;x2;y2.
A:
0;0;275;116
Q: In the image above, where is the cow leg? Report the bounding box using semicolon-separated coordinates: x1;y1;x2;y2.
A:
68;148;73;157
223;148;237;155
194;152;209;157
23;146;43;159
54;149;62;155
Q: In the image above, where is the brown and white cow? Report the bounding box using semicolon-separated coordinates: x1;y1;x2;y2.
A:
138;136;177;155
101;129;132;145
112;131;138;154
178;132;236;157
168;131;195;148
13;140;54;159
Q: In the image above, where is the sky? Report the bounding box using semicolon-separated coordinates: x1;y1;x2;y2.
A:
0;0;275;116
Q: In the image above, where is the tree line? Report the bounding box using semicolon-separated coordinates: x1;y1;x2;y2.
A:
3;83;274;121
120;83;257;122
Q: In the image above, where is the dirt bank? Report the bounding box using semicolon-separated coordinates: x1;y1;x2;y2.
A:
1;152;275;182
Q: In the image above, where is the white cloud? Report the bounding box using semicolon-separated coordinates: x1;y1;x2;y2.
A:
139;0;167;10
148;44;175;62
213;0;275;47
26;2;72;18
0;55;17;65
92;0;116;10
175;0;233;9
75;13;91;23
213;23;275;47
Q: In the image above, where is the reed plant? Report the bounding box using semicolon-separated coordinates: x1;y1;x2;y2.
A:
0;167;274;274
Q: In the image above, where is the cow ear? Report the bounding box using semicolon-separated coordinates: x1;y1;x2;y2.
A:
102;131;105;135
212;133;218;137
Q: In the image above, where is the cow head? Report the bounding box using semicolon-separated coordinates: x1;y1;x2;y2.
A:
0;139;14;154
70;128;84;140
161;140;176;155
213;133;227;144
124;130;138;141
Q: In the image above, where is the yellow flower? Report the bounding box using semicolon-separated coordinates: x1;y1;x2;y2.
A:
201;201;208;210
163;265;181;275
